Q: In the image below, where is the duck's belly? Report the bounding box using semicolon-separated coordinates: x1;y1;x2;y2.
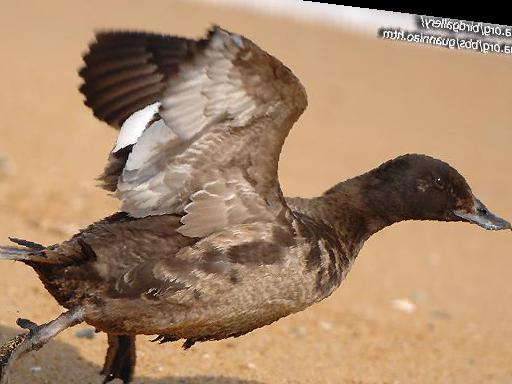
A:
83;261;317;338
82;294;309;340
37;251;319;340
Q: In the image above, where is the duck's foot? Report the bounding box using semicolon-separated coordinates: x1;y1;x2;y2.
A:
0;334;28;384
0;308;84;384
101;334;136;384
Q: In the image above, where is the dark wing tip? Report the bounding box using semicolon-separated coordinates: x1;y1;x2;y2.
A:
78;30;196;129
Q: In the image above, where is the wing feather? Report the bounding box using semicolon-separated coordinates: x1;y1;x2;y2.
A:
80;27;308;237
79;31;196;129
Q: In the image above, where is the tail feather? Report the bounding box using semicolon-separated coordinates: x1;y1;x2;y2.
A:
0;246;35;260
8;237;45;251
0;237;47;262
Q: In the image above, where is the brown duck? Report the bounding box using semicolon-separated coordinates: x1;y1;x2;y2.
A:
0;26;510;384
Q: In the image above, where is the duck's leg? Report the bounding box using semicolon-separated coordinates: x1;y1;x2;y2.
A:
100;334;136;384
0;307;84;384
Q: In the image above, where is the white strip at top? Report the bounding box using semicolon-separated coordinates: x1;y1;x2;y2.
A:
195;1;416;35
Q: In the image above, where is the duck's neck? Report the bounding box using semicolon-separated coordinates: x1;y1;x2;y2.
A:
310;169;420;249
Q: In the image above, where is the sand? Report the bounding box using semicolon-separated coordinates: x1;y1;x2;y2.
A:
0;1;511;383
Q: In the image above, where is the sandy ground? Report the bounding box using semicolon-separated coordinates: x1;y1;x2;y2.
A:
0;2;511;383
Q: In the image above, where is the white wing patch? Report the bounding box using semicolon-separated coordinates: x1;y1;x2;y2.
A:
178;176;274;238
113;102;160;152
124;118;177;172
116;118;184;216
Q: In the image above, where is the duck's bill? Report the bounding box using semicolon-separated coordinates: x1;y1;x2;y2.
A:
454;198;511;231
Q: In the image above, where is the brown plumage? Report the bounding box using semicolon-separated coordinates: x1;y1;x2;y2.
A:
0;26;510;384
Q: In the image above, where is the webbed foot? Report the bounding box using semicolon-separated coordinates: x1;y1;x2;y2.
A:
0;308;84;384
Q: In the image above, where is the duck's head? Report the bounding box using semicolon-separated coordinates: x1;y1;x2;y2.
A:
369;154;511;230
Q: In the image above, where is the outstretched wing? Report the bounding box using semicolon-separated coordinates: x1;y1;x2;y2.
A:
79;26;307;238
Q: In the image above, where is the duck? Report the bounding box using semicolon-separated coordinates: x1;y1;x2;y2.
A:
0;26;510;384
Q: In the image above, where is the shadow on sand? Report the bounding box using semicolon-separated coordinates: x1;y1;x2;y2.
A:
0;325;264;384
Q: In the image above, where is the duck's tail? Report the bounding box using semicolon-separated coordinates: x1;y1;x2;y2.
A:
0;237;50;263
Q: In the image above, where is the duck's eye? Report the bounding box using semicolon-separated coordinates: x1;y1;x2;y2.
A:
433;177;445;190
